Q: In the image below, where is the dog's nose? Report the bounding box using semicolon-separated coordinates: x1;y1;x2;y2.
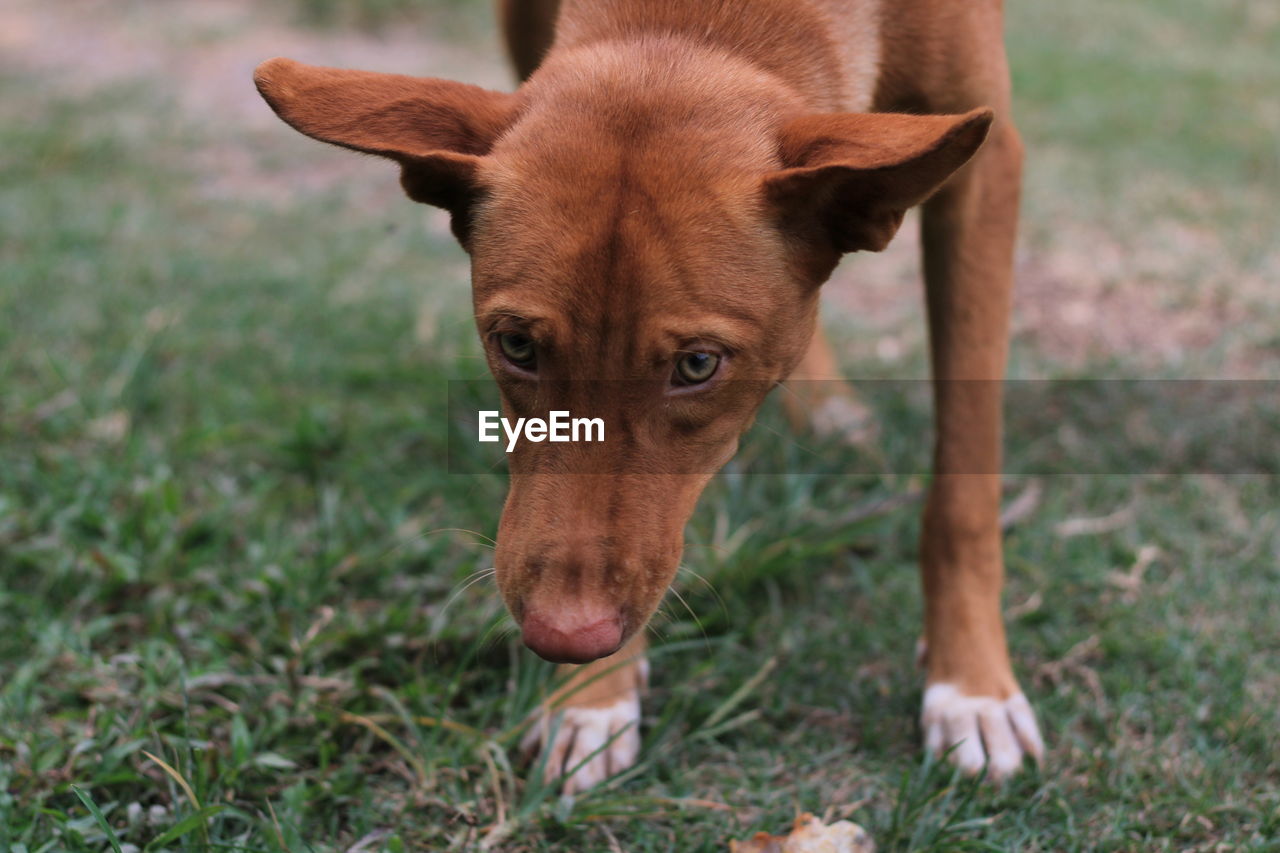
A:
520;607;623;664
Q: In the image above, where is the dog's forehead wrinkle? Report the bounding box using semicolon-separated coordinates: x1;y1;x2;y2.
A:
475;196;776;346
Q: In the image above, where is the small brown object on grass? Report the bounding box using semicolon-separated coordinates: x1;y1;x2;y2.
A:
729;813;875;853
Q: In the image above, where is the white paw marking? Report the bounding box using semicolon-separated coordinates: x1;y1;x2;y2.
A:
522;692;641;795
921;683;1044;780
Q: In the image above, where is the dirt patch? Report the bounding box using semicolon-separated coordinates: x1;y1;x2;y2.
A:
1013;216;1278;375
821;211;1274;376
1;0;508;122
2;0;509;205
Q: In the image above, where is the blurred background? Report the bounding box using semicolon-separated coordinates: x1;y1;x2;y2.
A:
2;0;1278;850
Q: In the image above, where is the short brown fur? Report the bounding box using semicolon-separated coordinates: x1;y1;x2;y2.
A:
255;0;1042;788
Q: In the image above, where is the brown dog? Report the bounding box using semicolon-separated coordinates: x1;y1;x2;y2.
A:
254;0;1043;793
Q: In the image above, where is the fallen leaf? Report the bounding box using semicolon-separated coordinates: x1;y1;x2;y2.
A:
730;813;875;853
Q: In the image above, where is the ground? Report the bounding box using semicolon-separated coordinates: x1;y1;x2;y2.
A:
1;0;1278;850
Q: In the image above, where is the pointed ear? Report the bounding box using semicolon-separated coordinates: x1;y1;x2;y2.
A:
253;57;518;244
763;108;994;254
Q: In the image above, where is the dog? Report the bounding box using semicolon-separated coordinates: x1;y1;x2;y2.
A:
254;0;1044;793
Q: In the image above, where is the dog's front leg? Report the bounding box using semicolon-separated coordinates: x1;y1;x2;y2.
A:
521;633;648;794
917;118;1044;780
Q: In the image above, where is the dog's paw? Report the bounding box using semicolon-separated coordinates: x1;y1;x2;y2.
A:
521;690;641;795
921;683;1044;781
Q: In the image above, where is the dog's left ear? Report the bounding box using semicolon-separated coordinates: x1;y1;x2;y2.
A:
253;57;518;245
764;108;993;255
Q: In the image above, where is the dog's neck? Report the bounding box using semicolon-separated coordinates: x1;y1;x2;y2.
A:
550;0;879;114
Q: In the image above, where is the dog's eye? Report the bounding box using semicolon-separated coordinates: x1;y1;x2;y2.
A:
497;332;536;369
673;351;721;386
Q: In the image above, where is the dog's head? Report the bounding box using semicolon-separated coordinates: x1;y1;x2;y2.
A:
255;52;990;662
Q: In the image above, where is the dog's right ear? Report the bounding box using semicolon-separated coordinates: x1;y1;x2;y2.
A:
763;108;993;259
253;57;517;246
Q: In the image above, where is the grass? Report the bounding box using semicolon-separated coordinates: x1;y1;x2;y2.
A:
2;0;1278;849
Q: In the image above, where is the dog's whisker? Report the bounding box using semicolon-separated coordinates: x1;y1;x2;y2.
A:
676;563;729;620
455;565;499;590
483;627;517;654
373;527;497;568
426;568;500;662
477;612;519;656
648;605;673;628
424;527;498;547
666;583;698;625
666;582;711;651
436;567;499;625
676;563;719;593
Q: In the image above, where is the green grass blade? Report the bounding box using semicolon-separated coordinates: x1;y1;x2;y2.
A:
144;804;227;851
70;785;124;853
